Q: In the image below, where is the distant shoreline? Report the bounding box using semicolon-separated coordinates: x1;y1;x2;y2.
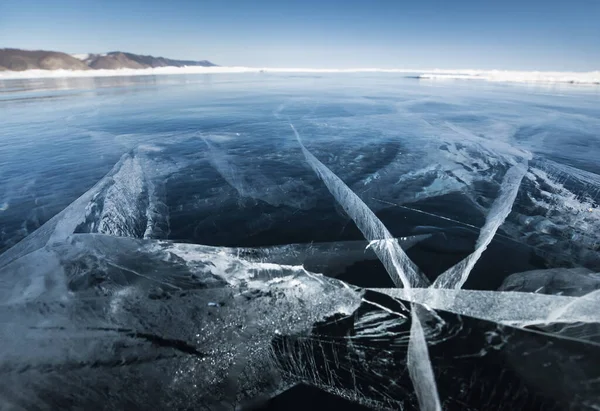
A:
0;66;598;85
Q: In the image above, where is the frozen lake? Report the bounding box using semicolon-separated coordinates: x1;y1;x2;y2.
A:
0;73;599;410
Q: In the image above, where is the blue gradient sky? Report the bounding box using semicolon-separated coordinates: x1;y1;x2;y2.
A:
1;0;599;70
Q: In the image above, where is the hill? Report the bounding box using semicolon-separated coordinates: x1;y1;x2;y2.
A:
0;49;217;71
86;51;216;69
0;49;90;71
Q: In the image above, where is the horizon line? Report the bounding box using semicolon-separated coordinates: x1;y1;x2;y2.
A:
0;66;599;85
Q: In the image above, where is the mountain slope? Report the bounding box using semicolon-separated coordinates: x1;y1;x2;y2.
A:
86;51;216;69
0;49;90;71
0;49;217;71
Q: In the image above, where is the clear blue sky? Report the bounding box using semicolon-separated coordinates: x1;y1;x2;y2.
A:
1;0;599;70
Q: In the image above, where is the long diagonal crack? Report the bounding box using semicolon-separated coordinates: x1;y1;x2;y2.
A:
293;124;441;410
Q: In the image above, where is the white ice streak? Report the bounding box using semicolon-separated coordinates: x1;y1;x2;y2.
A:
1;67;598;85
528;163;600;222
441;122;532;161
143;175;168;239
372;288;597;327
202;136;315;210
292;124;441;410
202;137;268;200
548;289;600;323
408;307;442;411
292;124;427;289
433;163;527;289
96;155;145;237
69;152;169;239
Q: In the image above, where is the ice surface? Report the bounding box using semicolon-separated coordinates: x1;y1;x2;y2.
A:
351;119;531;225
202;136;315;210
502;159;600;270
292;124;428;289
433;163;527;289
1;66;599;85
237;235;430;277
273;288;600;409
499;267;600;296
1;233;599;409
376;284;600;350
0;171;104;269
203;137;274;202
539;159;600;191
0;234;363;409
293;124;444;410
2;77;599;409
0;247;68;305
0;150;172;269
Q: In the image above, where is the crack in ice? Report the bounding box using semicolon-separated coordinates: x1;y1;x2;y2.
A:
291;123;428;289
292;123;441;411
433;163;528;290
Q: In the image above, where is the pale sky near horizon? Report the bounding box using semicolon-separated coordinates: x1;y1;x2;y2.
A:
1;0;599;71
